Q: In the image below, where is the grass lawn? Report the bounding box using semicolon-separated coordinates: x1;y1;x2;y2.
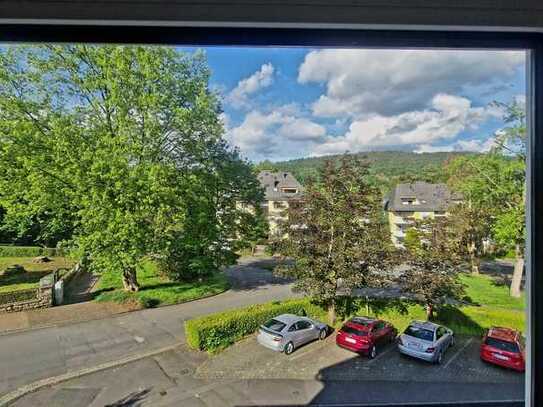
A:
0;257;74;293
460;273;525;310
94;260;230;308
365;272;526;336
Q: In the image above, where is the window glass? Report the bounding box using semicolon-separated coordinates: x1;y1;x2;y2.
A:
340;326;368;336
404;326;435;342
263;319;287;332
485;337;520;353
297;320;311;330
0;43;527;407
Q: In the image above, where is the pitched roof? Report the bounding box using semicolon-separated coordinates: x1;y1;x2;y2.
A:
386;182;462;212
257;171;303;201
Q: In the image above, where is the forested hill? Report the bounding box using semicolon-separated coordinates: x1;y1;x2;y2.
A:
259;151;477;192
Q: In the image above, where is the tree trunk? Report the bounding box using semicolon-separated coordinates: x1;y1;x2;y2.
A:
122;267;140;292
426;304;434;320
510;244;524;298
468;241;480;274
328;302;336;326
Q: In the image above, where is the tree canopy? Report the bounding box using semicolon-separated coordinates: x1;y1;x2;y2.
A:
276;155;395;324
0;45;262;289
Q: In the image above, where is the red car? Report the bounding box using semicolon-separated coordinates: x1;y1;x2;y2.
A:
480;327;525;372
336;316;397;358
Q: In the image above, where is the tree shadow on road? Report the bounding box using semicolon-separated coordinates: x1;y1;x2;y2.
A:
225;257;294;291
104;388;152;407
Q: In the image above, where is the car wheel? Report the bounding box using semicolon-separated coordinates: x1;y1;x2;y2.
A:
450;336;455;347
319;328;327;340
436;351;443;365
284;342;294;355
369;345;377;359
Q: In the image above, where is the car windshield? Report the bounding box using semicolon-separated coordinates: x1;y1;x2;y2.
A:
262;319;287;332
341;325;368;336
404;326;434;341
485;337;520;353
350;318;373;326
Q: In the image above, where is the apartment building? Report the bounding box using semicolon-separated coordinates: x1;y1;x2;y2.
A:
257;171;303;236
385;182;462;247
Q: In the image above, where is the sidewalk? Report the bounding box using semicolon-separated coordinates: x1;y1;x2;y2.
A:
0;301;136;335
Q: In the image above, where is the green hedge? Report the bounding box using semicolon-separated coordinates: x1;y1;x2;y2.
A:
185;298;326;353
0;246;60;257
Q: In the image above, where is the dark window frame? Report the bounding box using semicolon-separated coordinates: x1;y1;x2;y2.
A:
0;24;540;407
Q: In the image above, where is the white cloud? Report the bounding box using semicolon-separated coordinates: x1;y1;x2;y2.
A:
298;49;524;117
224;108;327;161
226;63;274;109
311;94;499;156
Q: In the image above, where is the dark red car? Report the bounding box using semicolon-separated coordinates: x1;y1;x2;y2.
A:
480;327;525;372
336;316;397;358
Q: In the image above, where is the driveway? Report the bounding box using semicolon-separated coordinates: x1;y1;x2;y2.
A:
195;333;524;385
0;256;295;397
12;335;524;407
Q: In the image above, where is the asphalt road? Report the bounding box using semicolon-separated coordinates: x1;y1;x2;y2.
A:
0;257;297;397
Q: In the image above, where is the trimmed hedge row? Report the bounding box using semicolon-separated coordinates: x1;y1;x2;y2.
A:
0;246;60;257
185;298;326;353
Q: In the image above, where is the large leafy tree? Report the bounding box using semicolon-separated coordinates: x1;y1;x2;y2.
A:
0;45;261;290
401;217;466;320
446;99;526;297
276;156;395;325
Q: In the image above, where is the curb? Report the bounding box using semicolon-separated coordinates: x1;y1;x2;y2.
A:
0;343;182;407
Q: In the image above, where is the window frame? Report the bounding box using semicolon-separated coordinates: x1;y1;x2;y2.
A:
0;23;540;407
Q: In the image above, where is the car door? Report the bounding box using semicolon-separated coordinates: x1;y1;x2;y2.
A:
372;321;386;347
296;320;313;345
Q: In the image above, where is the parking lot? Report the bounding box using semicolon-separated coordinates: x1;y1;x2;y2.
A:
196;332;524;386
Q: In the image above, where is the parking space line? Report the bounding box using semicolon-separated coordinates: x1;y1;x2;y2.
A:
367;344;396;364
290;338;333;361
442;337;473;369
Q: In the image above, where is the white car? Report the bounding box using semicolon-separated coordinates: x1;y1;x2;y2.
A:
257;314;328;355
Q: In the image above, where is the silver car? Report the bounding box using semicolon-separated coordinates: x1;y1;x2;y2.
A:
398;320;455;364
257;314;328;355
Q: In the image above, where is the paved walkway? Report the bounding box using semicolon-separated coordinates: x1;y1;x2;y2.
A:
64;269;100;304
0;257;296;397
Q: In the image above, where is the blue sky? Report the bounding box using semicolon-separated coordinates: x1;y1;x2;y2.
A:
185;47;526;163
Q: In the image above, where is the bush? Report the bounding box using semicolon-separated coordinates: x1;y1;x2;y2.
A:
185;298;326;352
0;246;59;257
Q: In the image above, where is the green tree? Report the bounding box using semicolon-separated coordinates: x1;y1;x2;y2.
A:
447;201;491;274
446;98;526;297
158;146;264;280
0;45;262;290
400;217;466;320
276;155;395;325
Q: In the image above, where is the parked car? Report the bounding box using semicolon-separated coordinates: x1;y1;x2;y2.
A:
257;314;328;355
480;327;525;372
336;316;397;358
398;320;454;364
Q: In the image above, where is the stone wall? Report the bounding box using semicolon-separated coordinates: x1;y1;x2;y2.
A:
0;273;54;313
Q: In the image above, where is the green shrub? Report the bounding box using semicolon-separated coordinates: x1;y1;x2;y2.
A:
185;298;326;352
0;246;59;257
